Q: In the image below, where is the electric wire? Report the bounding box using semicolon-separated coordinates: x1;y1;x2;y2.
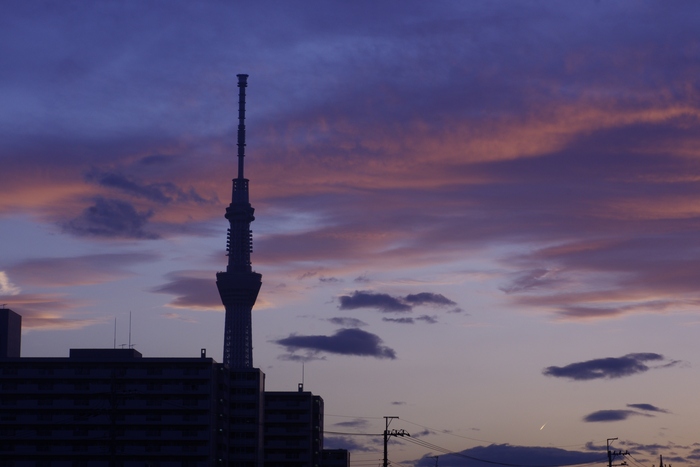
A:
324;414;641;467
326;430;383;436
627;453;650;467
398;417;602;450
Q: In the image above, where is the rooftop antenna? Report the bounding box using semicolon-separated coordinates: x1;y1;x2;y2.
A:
128;311;133;349
113;317;117;349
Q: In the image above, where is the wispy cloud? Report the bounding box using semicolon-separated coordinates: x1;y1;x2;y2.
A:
151;272;221;310
627;403;670;414
500;268;563;294
383;317;415;324
0;293;96;330
7;253;158;287
0;271;21;295
86;169;213;205
63;197;158;239
161;312;197;323
328;317;367;327
333;418;369;430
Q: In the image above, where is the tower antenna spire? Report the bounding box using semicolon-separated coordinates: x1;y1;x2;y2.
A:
236;73;247;181
216;74;262;368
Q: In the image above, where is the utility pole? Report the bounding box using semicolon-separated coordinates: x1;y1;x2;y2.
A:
607;438;630;467
658;454;672;467
383;416;410;467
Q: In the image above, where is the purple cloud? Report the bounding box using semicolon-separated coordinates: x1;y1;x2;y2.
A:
403;293;456;306
627;403;670;414
416;315;438;324
332;418;369;429
338;290;457;314
86;169;211;205
583;410;651;423
383;317;415;324
543;353;679;381
151;272;221;310
328;317;367;327
275;328;396;359
0;294;100;330
7;253;157;287
339;291;412;312
63;197;158;239
413;444;604;467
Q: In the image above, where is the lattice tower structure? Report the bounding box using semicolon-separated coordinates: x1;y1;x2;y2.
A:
216;74;262;368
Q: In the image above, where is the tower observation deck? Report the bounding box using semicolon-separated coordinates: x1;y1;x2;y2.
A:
216;74;262;368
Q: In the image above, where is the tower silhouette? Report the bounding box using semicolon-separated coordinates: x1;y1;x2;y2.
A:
216;74;262;368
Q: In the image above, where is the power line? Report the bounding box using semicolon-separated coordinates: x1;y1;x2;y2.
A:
398;417;600;450
326;414;630;467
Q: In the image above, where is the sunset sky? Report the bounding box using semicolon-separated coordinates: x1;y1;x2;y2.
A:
3;1;700;466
